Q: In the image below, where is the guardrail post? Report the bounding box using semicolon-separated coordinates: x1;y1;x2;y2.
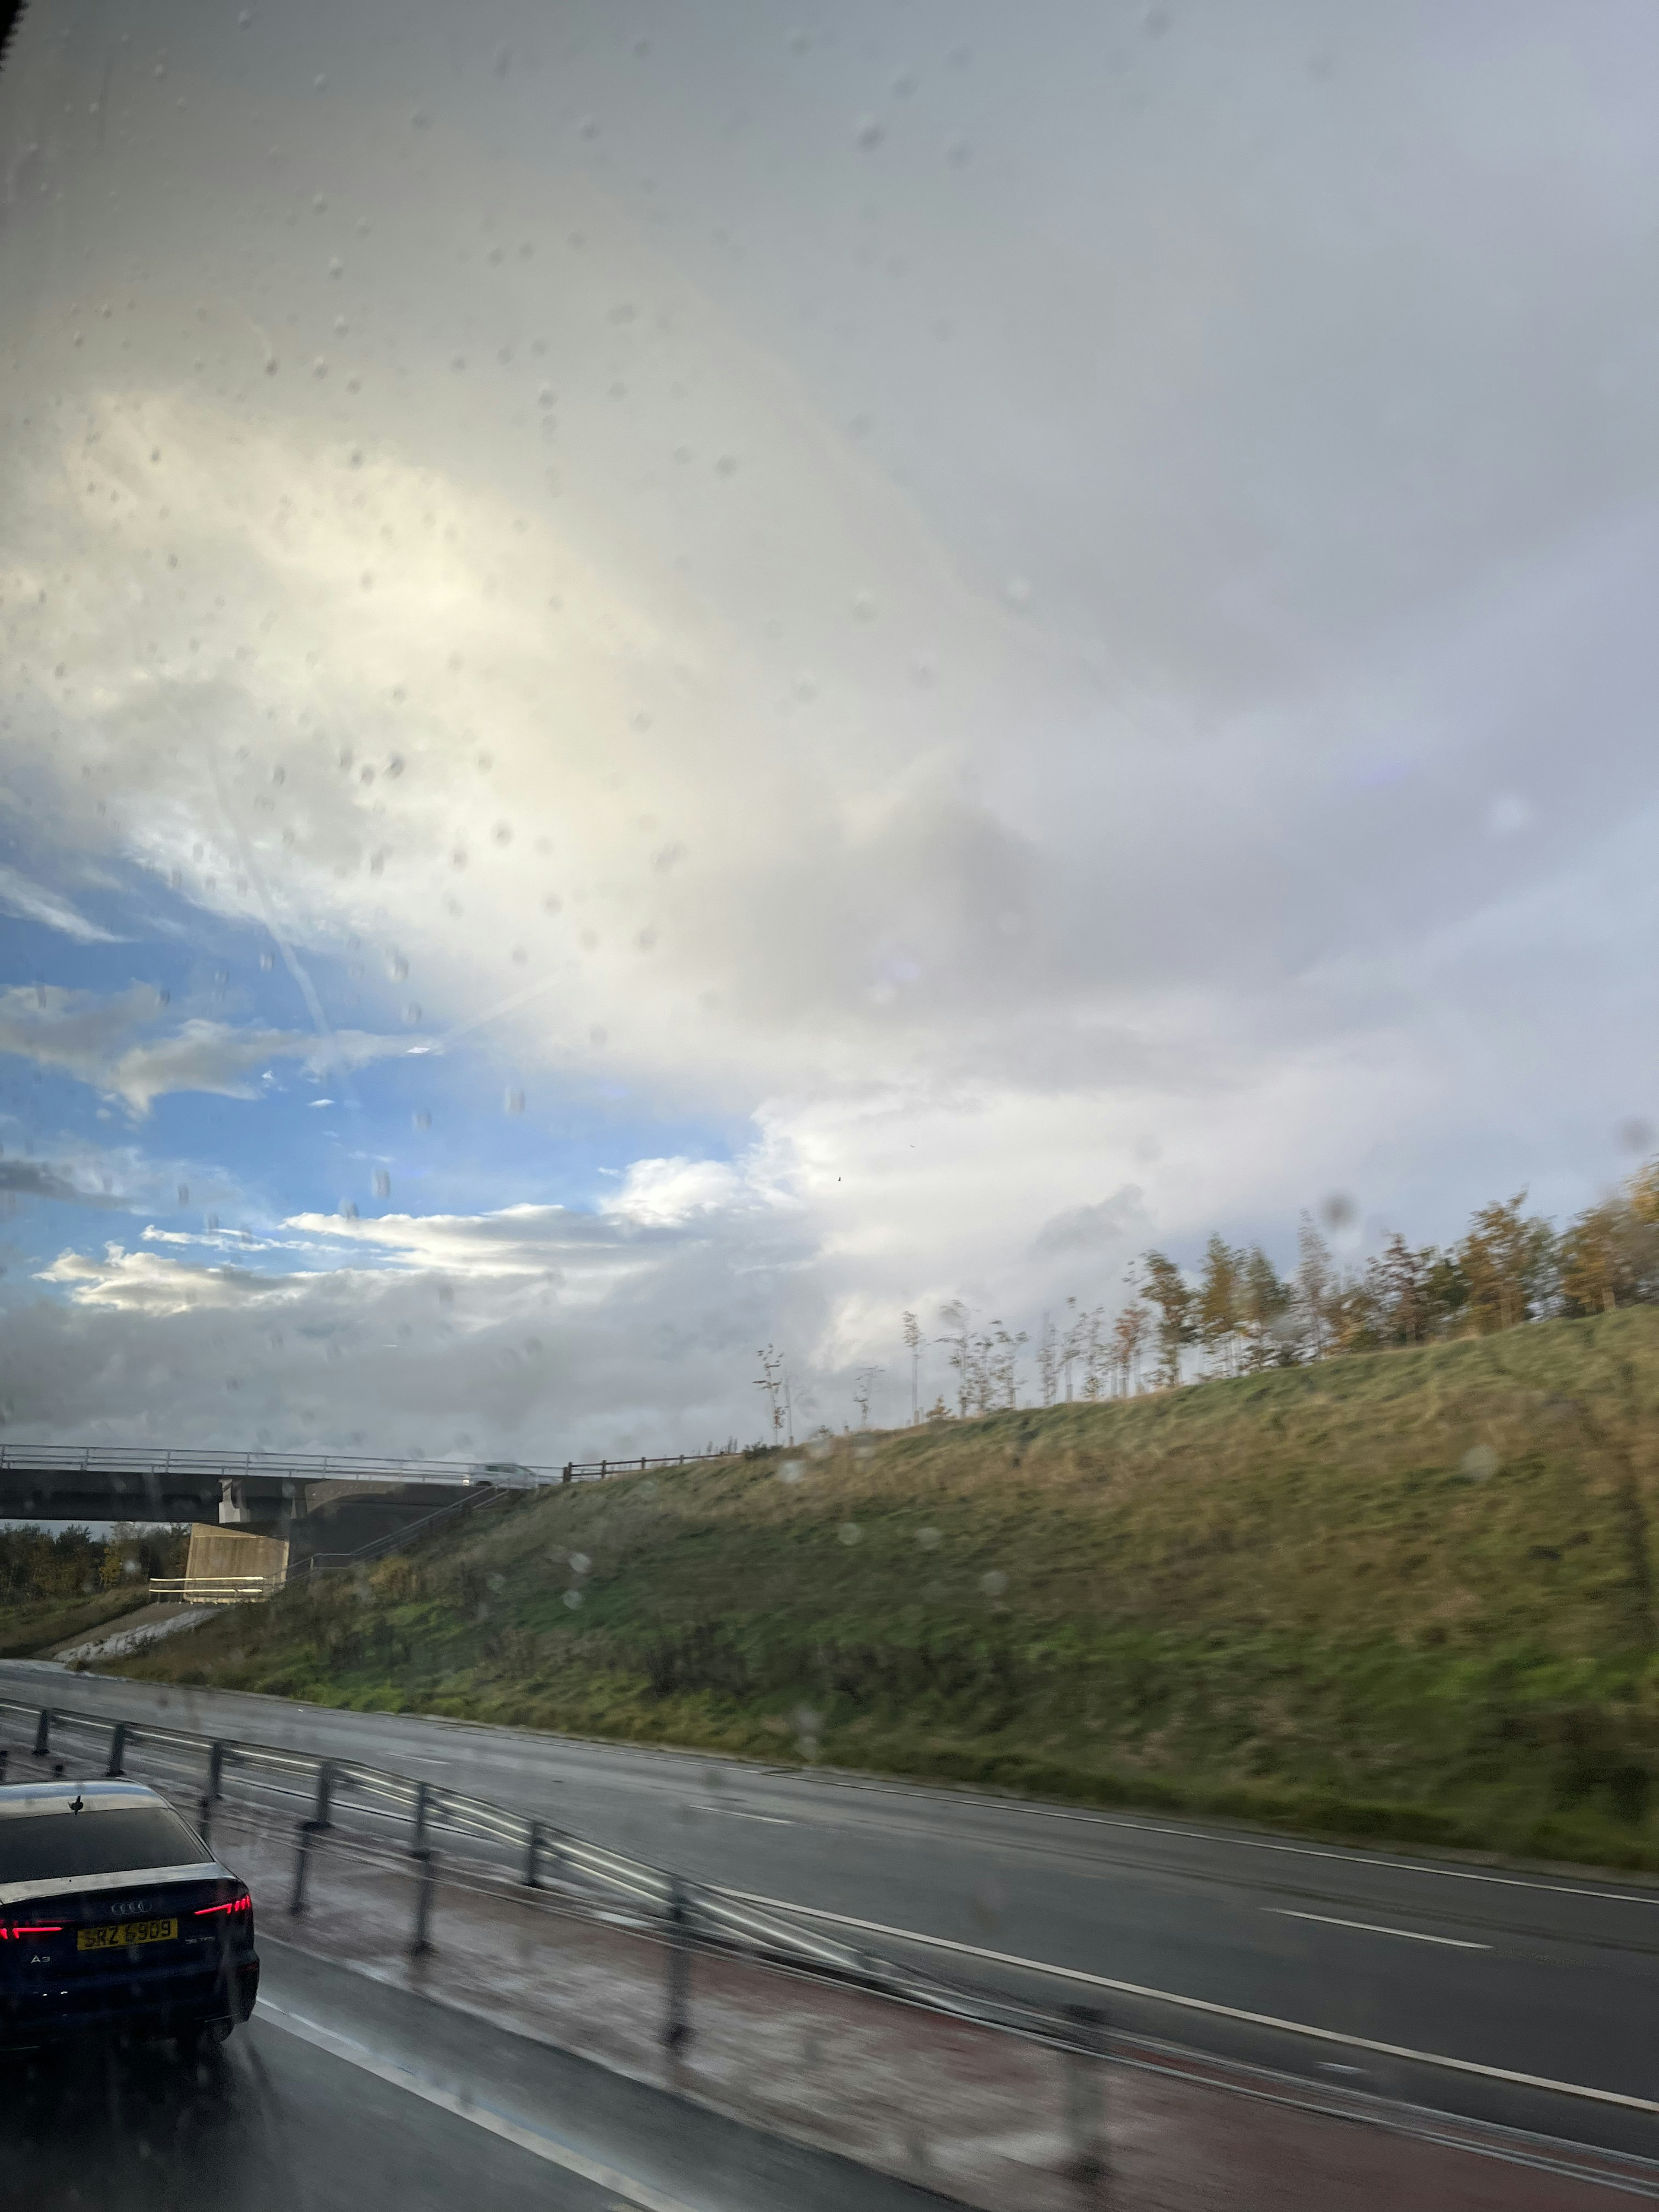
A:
412;1779;429;1851
208;1740;226;1801
0;1747;8;1785
289;1819;321;1916
410;1846;436;1956
106;1722;126;1778
562;1463;573;1484
312;1759;335;1829
32;1710;49;1758
662;1876;693;2054
1061;2003;1109;2196
197;1791;213;1848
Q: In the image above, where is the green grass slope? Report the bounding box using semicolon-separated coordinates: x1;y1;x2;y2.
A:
109;1310;1659;1868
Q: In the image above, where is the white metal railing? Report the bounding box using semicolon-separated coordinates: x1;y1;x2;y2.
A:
149;1575;286;1606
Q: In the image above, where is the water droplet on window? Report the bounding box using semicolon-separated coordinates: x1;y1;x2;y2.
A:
373;1170;391;1200
413;1109;431;1131
838;1523;861;1545
1461;1445;1499;1482
981;1569;1008;1596
916;1526;941;1549
779;1460;805;1484
855;116;885;149
505;1088;525;1115
563;1588;584;1609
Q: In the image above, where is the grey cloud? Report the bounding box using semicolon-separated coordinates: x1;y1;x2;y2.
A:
0;1159;121;1207
0;987;414;1113
10;1197;824;1456
1033;1187;1151;1259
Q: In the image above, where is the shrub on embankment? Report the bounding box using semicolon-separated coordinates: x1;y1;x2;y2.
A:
106;1309;1659;1870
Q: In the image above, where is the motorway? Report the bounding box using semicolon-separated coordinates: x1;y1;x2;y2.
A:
8;1936;948;2212
3;1661;1657;2164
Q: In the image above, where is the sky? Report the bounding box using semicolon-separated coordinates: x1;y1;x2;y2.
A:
1;0;1656;1460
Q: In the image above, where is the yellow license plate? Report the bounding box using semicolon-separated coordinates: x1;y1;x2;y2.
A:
77;1917;178;1951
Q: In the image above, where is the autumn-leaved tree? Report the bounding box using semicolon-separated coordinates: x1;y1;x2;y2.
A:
1557;1158;1659;1314
1196;1234;1243;1376
1139;1250;1195;1388
1457;1191;1556;1333
1239;1244;1292;1368
1110;1298;1148;1393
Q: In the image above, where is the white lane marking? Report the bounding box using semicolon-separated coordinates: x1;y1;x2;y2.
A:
257;2001;703;2212
697;1805;791;1825
714;1888;1659;2115
1270;1908;1489;1951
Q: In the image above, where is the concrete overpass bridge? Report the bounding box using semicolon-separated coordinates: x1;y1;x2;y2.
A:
0;1445;552;1569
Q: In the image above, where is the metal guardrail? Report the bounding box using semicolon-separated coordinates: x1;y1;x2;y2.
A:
0;1694;1097;2062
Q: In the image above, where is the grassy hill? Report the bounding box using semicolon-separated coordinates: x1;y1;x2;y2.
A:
108;1309;1659;1869
0;1586;159;1662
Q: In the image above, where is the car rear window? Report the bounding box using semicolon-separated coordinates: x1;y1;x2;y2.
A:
0;1806;208;1885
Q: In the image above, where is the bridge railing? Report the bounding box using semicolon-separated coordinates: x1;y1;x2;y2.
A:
0;1443;741;1487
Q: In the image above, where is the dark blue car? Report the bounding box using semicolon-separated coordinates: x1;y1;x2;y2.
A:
0;1780;259;2050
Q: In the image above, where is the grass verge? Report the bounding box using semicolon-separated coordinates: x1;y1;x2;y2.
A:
107;1310;1659;1869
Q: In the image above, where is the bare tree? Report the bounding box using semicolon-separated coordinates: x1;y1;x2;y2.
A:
1077;1306;1111;1399
1293;1213;1335;1360
1035;1311;1059;1406
901;1310;922;1424
852;1364;884;1428
937;1300;978;1416
754;1344;788;1445
988;1320;1028;1408
1060;1294;1090;1401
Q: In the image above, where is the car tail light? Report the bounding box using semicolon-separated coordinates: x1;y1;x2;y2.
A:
194;1891;252;1919
0;1921;64;1940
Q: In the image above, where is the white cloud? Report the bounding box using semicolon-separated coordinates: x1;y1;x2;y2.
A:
0;864;122;944
605;1157;747;1227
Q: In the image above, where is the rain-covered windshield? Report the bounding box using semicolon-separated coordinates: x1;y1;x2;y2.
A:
2;6;1656;2210
0;1805;207;1886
